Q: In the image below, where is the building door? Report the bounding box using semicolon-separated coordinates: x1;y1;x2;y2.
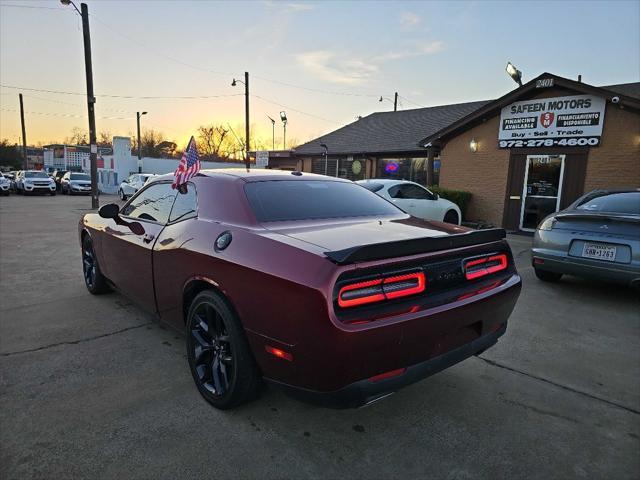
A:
519;155;565;231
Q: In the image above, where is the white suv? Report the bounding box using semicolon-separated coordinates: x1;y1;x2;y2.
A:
16;170;56;196
0;172;10;196
118;173;157;200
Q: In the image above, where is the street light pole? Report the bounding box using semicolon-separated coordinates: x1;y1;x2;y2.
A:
136;111;147;173
394;92;398;112
19;93;27;169
280;111;287;150
244;71;250;169
62;0;98;208
267;116;275;150
232;72;250;169
321;143;328;175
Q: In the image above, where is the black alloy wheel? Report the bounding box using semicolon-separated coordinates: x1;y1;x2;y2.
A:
444;210;459;225
82;235;110;294
186;290;261;409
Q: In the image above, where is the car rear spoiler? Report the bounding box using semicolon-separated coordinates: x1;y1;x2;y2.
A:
555;212;640;224
324;228;507;265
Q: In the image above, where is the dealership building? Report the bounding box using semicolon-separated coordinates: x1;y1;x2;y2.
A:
287;73;639;232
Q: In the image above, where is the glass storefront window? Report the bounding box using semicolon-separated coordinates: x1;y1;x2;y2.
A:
377;158;427;184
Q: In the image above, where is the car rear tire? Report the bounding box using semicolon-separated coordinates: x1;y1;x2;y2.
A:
443;210;459;225
186;290;261;409
534;267;563;282
82;235;110;294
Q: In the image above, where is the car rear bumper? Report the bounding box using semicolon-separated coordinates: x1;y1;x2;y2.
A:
533;230;640;286
267;323;506;408
253;273;521;407
532;251;640;286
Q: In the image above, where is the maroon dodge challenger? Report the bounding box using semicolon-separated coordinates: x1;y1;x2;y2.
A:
79;169;521;409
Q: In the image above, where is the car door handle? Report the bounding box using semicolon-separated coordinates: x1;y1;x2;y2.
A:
143;233;155;244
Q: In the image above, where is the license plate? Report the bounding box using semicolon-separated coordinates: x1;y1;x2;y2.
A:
582;243;617;262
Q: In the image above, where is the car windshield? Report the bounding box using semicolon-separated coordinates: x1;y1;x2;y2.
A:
70;173;90;181
358;182;385;193
245;180;400;222
24;171;48;178
576;192;640;215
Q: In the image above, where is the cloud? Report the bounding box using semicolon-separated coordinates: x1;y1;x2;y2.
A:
399;11;421;29
296;51;378;85
296;41;444;85
372;41;444;62
263;1;315;14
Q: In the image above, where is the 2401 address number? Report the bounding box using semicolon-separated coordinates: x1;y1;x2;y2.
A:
498;137;600;148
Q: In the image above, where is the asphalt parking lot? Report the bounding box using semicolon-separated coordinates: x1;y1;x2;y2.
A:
1;193;638;479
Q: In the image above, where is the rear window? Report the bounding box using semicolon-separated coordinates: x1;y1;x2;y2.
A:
245;180;400;222
576;192;640;215
358;182;384;193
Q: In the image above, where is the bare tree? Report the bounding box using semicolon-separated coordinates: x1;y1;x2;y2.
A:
97;131;112;147
65;127;88;146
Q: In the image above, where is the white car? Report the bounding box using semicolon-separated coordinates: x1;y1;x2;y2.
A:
15;170;56;196
357;179;462;224
0;172;10;196
118;173;157;200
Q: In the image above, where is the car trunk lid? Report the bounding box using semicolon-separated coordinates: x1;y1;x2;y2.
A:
553;211;640;237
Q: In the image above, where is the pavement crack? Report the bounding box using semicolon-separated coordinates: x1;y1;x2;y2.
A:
477;356;640;415
0;322;153;357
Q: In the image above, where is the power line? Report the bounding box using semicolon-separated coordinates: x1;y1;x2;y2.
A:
0;84;243;100
398;94;426;109
20;93;135;114
0;108;134;121
251;94;340;124
0;4;66;10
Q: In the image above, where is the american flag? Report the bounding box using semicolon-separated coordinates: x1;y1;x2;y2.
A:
172;136;200;189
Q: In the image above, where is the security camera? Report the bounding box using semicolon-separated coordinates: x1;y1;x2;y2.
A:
611;96;620;104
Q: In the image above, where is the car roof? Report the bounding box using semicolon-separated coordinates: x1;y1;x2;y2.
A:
152;168;351;183
356;179;421;187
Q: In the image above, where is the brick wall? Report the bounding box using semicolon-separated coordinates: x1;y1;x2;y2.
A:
584;105;640;191
438;115;510;225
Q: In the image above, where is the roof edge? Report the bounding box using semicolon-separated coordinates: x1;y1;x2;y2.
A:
420;72;640;146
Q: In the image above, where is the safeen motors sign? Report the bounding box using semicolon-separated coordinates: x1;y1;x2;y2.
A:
498;94;606;148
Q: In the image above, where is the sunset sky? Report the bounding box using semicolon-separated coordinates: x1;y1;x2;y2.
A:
1;0;638;149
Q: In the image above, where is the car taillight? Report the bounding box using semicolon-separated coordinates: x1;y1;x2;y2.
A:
464;253;508;280
338;271;426;308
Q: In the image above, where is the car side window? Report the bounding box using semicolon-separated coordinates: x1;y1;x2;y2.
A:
398;184;431;200
121;182;177;224
169;184;197;223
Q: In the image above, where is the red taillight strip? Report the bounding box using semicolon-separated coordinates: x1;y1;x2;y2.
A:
464;253;508;280
338;272;426;308
383;272;426;299
337;278;385;308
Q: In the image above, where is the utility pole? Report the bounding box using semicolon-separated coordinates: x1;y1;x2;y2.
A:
136;111;147;173
244;71;250;170
394;92;398;112
80;3;98;208
19;93;27;169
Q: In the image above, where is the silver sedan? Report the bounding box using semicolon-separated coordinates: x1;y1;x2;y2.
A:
532;189;640;287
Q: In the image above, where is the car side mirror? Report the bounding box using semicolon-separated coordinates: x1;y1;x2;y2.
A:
432;193;439;200
98;203;120;219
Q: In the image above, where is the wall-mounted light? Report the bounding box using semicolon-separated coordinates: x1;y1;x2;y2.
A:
469;138;478;153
